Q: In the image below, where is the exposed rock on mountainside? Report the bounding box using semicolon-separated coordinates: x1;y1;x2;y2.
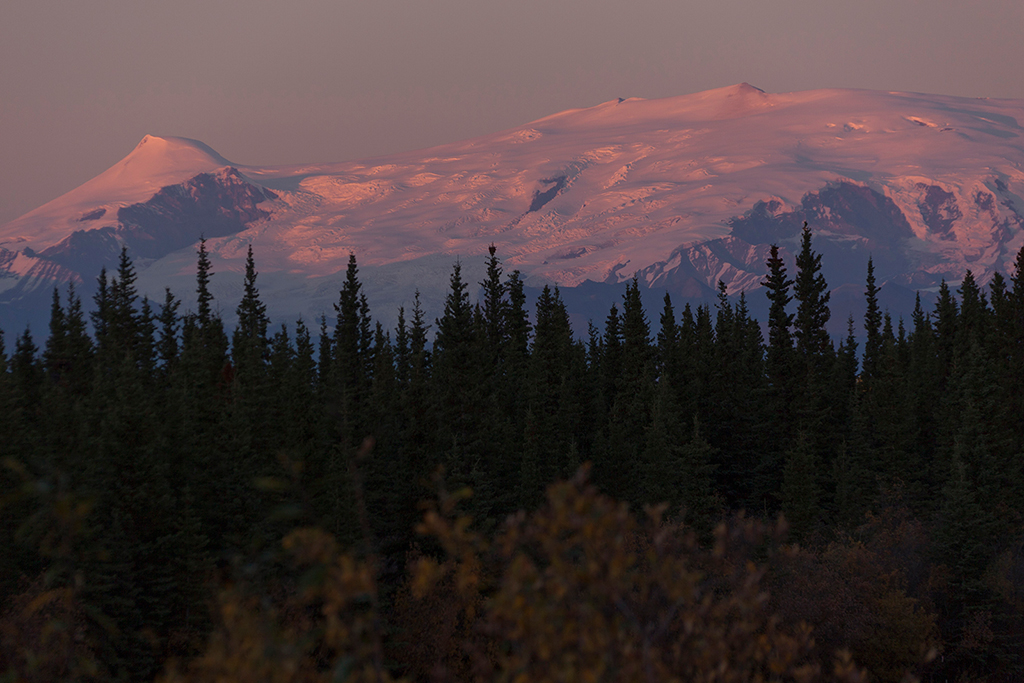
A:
38;168;276;275
4;84;1024;333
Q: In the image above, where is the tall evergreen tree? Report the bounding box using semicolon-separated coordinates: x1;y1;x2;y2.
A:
600;303;623;411
619;277;651;386
394;305;410;387
137;297;157;379
43;287;67;383
232;244;269;377
330;253;373;442
793;222;832;363
42;281;94;398
107;246;141;359
175;239;234;550
91;267;110;340
763;244;795;386
231;245;272;469
790;223;834;470
955;270;989;359
432;260;482;488
195;237;214;328
523;286;577;497
505;270;532;376
862;257;882;382
656;293;680;382
156;288;181;378
933;279;958;383
480;244;507;354
391;290;436;534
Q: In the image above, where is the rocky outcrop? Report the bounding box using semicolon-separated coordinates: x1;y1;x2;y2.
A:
39;167;276;274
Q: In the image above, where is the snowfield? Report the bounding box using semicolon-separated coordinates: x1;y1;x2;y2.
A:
3;83;1024;333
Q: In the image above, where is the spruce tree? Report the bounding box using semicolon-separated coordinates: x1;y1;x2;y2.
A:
394;305;410;387
793;222;832;364
393;290;436;535
722;291;766;508
619;277;651;386
232;244;269;379
790;223;834;476
137;297;157;379
905;294;943;506
12;328;42;412
956;269;988;352
834;316;859;393
317;314;332;384
862;257;882;382
692;304;715;418
763;244;795;386
42;283;94;430
176;240;234;550
432;260;482;489
108;246;140;359
195;237;214;328
656;292;680;382
43;287;67;385
330;253;373;442
600;303;623;411
591;303;625;494
363;321;408;564
933;279;958;383
862;310;914;488
505;269;532;376
525;285;577;487
156;288;181;379
64;282;93;389
231;245;272;469
480;243;507;354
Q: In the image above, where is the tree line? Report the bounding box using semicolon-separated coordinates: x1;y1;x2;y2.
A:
2;225;1023;681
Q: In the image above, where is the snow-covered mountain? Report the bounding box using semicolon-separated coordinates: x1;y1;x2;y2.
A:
4;83;1024;335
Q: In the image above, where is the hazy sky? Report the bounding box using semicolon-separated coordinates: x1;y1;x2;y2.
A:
2;0;1023;225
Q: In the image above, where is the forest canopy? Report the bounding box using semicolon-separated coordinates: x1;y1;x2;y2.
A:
2;227;1024;682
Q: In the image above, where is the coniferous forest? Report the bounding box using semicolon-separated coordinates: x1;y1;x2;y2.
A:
2;224;1024;682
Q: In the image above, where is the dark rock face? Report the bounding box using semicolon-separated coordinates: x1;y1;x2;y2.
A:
726;198;797;244
78;208;107;222
634;181;921;314
918;184;961;239
39;227;123;276
0;246;83;334
729;181;914;249
115;168;275;258
40;167;275;274
528;176;567;212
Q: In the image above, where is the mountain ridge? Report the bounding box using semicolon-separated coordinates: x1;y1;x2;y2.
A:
3;84;1024;334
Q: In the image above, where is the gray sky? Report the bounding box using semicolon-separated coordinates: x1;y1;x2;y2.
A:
2;0;1023;225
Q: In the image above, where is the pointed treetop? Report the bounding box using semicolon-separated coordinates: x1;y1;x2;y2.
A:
793;222;832;359
196;237;214;326
235;244;268;343
862;257;882;381
763;243;794;358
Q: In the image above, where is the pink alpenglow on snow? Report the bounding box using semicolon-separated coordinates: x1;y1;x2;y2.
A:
3;84;1024;331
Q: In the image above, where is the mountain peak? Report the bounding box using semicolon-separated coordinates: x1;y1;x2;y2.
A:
1;135;235;249
120;135;232;177
74;134;234;205
5;84;1024;336
734;82;766;94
